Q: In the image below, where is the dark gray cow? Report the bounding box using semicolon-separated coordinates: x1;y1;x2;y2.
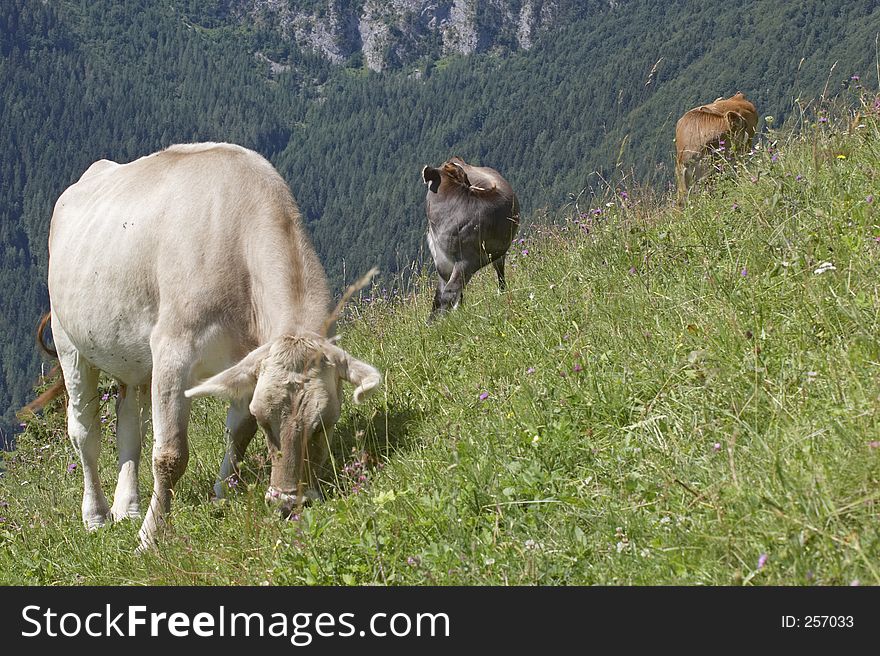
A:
421;156;520;318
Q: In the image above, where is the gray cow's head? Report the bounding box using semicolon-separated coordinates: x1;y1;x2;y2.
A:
185;335;381;515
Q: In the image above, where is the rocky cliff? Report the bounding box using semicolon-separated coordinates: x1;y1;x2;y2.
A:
235;0;577;71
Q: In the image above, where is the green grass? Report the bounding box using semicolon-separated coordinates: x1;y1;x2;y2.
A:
3;97;880;585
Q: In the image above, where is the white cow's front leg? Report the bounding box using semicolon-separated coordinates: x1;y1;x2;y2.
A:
138;342;192;552
57;339;109;529
214;401;257;500
111;384;149;520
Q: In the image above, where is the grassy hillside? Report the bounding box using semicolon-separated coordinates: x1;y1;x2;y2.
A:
2;95;879;585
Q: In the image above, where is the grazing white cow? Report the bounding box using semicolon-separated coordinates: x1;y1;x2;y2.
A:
44;142;381;550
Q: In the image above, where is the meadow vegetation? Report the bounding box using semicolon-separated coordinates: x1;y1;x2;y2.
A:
2;93;879;585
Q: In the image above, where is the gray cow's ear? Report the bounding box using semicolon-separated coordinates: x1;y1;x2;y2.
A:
184;343;272;401
422;166;442;193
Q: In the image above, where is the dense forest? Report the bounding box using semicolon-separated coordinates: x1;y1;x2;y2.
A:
1;0;878;443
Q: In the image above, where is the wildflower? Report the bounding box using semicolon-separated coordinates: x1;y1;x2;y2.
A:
757;553;768;569
851;74;860;81
66;462;77;473
814;262;836;275
836;154;846;160
818;117;828;124
479;392;489;401
531;435;540;444
868;441;880;449
101;393;109;401
407;556;419;567
628;266;637;275
867;195;874;204
573;363;583;373
713;442;722;452
732;203;739;210
526;367;535;374
521;249;529;256
771;153;779;163
740;268;748;277
795;175;803;182
850;579;860;586
18;422;26;429
226;474;239;489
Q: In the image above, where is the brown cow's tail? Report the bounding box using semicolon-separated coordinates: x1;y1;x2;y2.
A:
17;313;65;420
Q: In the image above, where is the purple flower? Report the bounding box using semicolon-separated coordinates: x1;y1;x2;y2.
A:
795;175;803;182
629;266;637;275
868;441;880;449
18;422;26;429
521;249;529;256
851;74;860;81
867;195;874;204
101;393;109;401
771;153;779;163
526;367;536;375
573;363;583;373
732;203;739;210
407;556;419;567
741;268;748;277
713;442;722;452
757;553;768;569
479;392;489;401
66;462;77;473
818;117;828;124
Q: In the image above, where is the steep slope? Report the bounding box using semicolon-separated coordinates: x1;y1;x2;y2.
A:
3;102;879;584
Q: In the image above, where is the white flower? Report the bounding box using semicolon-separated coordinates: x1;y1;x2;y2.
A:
814;262;836;275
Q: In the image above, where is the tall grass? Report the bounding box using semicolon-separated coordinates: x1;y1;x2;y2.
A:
2;90;879;585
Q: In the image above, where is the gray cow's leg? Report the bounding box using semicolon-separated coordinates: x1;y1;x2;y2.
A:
111;383;149;521
213;400;257;499
138;337;193;551
55;327;109;529
492;256;507;291
436;262;470;313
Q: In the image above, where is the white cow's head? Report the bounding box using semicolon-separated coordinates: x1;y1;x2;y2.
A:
184;335;381;515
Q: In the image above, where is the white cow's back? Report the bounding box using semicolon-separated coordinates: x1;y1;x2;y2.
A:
48;143;330;386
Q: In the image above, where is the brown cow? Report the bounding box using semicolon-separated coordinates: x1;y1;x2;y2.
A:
421;156;520;318
675;92;758;203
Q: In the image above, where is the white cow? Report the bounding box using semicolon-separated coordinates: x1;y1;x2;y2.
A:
44;142;381;550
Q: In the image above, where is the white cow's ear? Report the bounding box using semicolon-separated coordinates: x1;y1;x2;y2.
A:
184;343;271;401
328;346;382;404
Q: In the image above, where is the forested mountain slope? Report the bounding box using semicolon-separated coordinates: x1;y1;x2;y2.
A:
1;0;878;441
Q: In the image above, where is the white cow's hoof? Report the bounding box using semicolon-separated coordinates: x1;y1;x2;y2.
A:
111;508;142;522
83;516;108;531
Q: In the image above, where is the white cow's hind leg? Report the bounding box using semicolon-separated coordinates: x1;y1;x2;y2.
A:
56;338;109;529
214;401;257;500
111;384;148;520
